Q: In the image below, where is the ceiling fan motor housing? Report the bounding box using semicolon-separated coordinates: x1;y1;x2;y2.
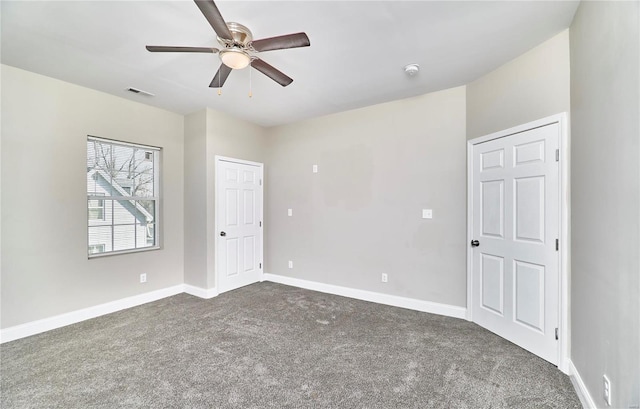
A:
219;22;253;48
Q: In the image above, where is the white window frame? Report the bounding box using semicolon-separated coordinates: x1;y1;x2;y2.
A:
87;136;161;258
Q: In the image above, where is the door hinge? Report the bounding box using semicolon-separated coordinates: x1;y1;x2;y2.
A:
259;221;262;227
259;263;262;269
555;239;559;251
259;179;262;186
555;327;559;340
555;149;559;162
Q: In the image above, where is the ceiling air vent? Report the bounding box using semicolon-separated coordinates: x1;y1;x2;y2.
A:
126;87;155;97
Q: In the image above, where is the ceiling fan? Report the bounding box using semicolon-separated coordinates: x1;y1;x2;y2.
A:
146;0;310;88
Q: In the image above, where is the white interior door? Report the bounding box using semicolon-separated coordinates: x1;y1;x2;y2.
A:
216;157;263;294
470;123;560;365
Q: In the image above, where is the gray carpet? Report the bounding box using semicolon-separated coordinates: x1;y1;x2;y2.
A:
1;282;580;408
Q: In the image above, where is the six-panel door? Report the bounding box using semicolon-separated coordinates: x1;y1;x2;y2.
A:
216;159;263;294
471;124;560;365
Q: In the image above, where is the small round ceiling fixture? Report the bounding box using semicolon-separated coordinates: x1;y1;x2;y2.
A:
404;64;420;77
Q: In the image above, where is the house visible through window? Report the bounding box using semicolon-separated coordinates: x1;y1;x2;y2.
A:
87;136;160;257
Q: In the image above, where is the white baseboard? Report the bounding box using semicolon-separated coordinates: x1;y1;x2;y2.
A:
183;284;218;299
0;276;465;344
568;360;597;409
0;285;185;344
263;273;467;319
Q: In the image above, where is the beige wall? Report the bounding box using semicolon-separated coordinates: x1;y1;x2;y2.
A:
183;108;267;290
183;110;208;288
206;109;267;165
265;86;467;307
1;65;185;328
466;30;570;139
570;1;640;407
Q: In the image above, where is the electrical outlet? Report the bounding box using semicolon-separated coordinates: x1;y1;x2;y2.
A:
312;164;318;173
381;273;388;283
603;374;611;406
288;208;293;217
140;273;147;283
288;260;293;269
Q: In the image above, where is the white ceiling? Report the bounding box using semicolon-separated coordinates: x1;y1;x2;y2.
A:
1;1;579;127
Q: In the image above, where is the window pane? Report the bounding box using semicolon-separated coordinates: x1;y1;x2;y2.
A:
90;141;115;196
135;169;154;197
104;199;113;224
89;226;112;253
113;171;134;196
88;141;109;195
114;200;136;224
88;208;104;221
112;144;135;172
89;199;111;225
87;171;99;195
137;200;155;222
112;145;136;198
108;149;155;198
88;194;105;220
113;225;136;251
133;149;154;197
137;223;155;248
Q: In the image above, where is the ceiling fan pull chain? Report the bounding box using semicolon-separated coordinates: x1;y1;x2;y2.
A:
218;70;222;95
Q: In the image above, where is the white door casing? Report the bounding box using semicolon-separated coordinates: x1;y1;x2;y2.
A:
215;156;263;294
467;114;568;370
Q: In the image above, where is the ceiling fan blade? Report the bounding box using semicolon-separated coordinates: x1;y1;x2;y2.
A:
194;0;233;41
209;64;233;88
251;32;310;52
251;58;293;87
146;46;219;53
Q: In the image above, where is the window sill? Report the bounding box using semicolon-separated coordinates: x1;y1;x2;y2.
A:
88;246;161;259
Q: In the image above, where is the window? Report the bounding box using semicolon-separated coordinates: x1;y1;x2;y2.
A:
87;136;160;257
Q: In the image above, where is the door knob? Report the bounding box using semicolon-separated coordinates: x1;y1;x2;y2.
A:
470;239;480;247
220;231;226;237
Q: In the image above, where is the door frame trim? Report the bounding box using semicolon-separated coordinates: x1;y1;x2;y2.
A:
465;113;570;374
214;155;264;293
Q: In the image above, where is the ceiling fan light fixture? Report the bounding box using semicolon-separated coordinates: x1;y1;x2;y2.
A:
220;48;251;70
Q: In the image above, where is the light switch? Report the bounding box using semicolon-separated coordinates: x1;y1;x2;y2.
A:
288;208;293;217
422;209;433;219
312;164;318;173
